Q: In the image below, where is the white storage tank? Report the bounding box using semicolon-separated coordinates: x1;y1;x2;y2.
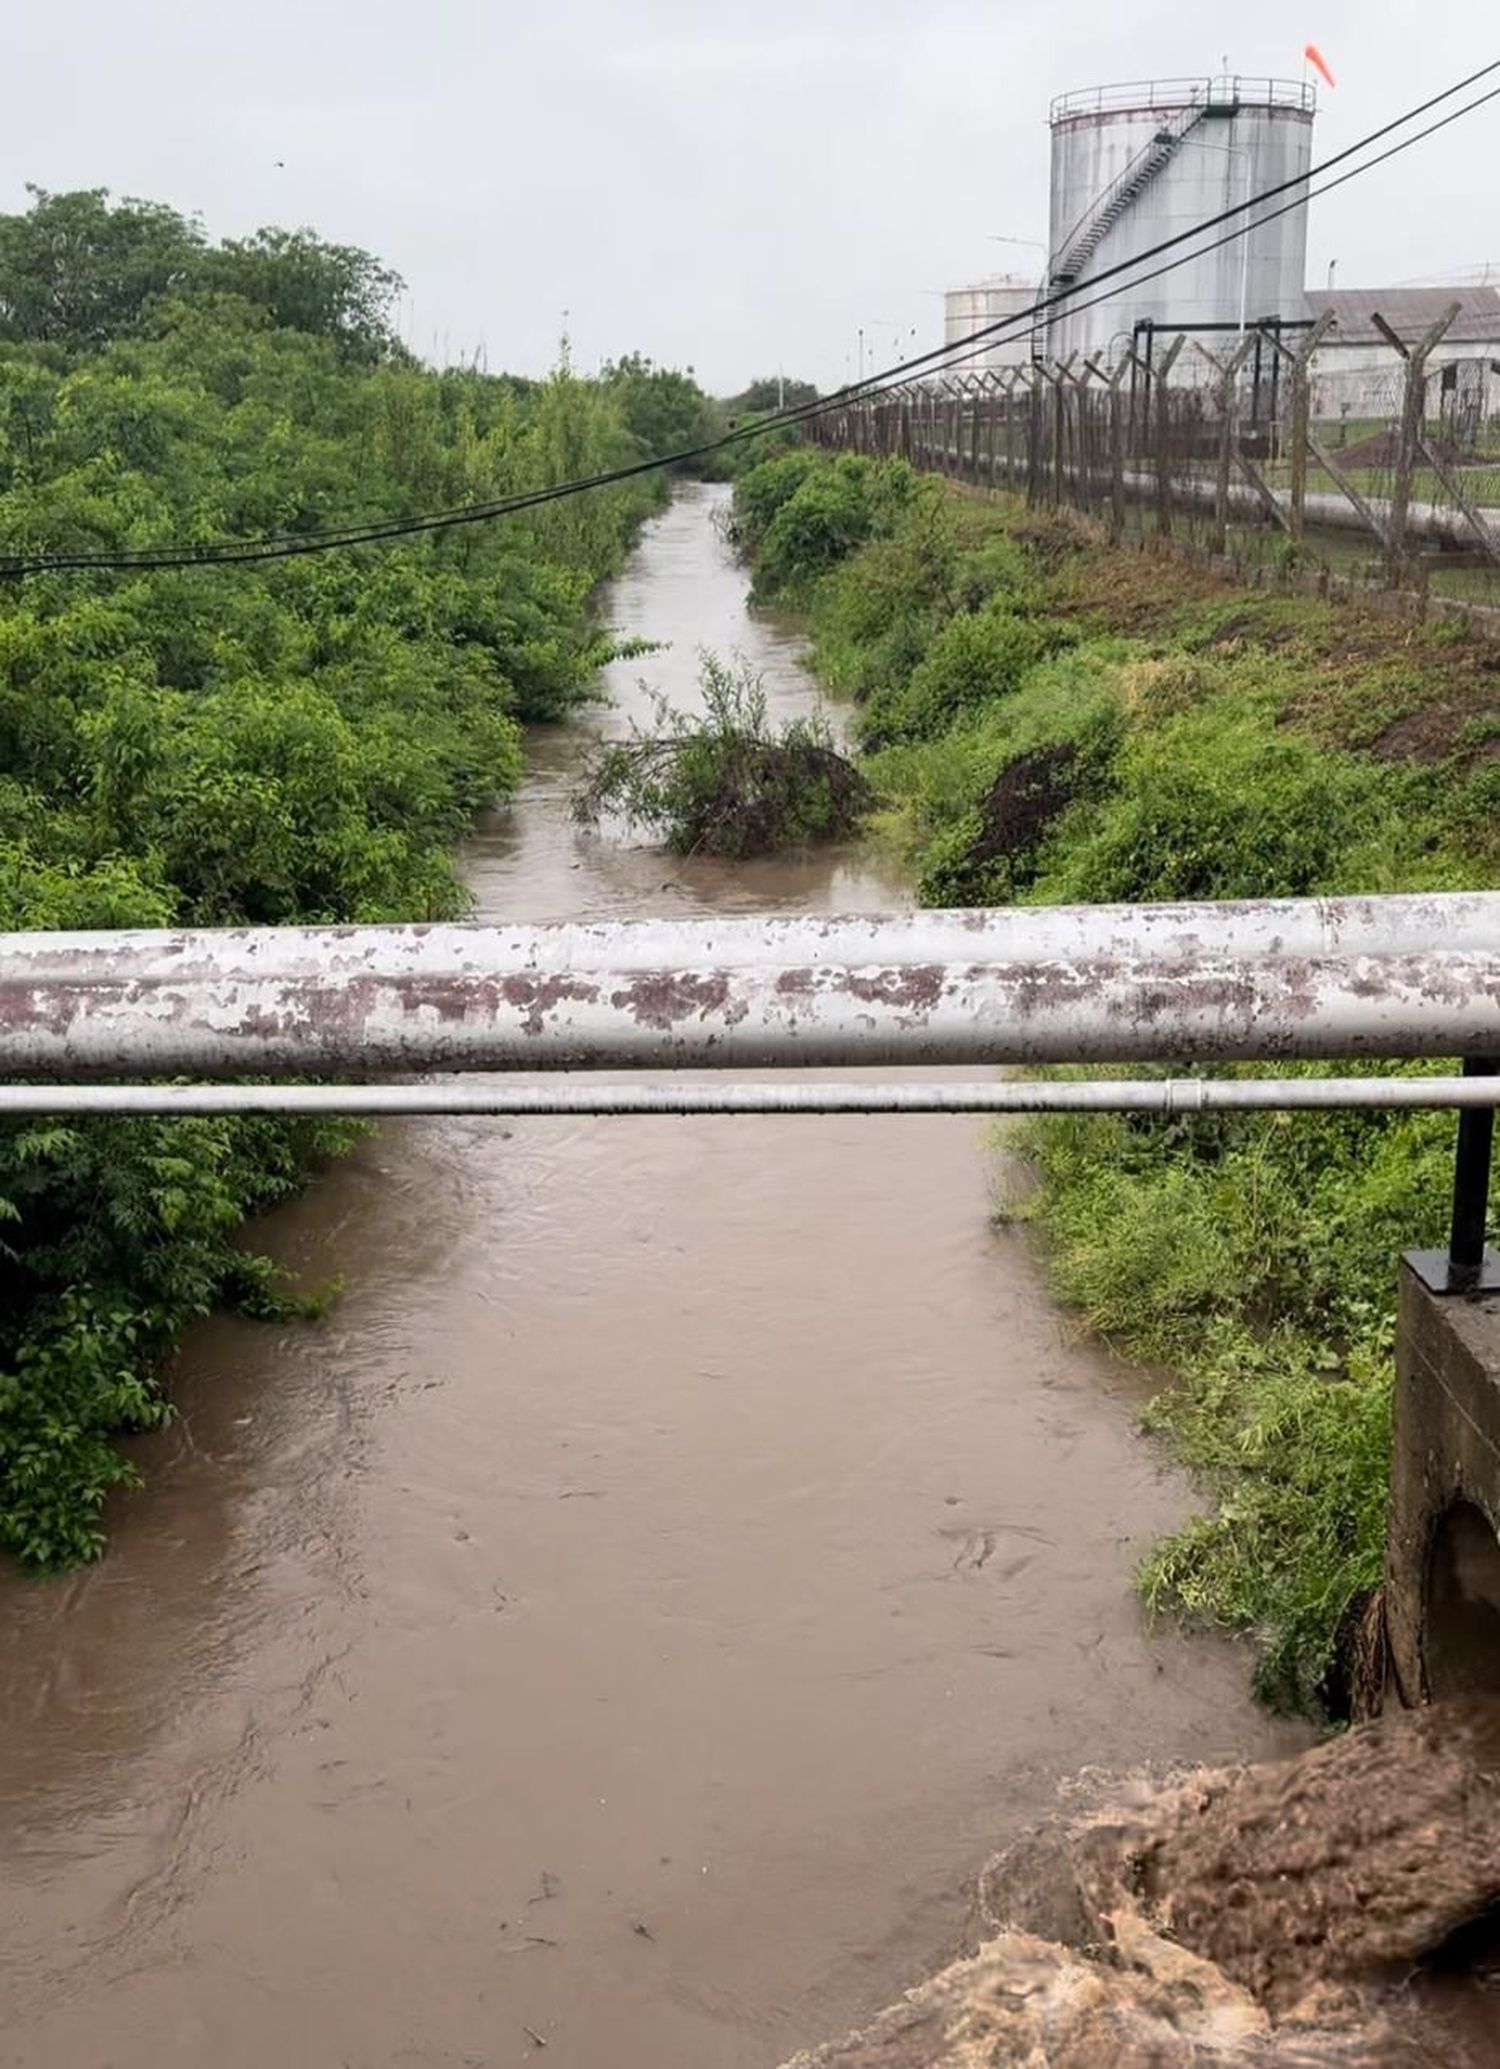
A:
1045;75;1315;365
943;276;1038;373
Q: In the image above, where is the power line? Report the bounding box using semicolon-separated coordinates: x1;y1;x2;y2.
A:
4;59;1497;578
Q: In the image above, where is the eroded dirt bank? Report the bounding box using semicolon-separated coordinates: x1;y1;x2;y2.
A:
785;1698;1500;2068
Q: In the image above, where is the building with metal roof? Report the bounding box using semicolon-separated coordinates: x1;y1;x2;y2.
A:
1304;285;1500;430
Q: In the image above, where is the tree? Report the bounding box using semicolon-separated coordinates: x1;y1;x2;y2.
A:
203;228;404;361
0;188;204;350
731;376;819;416
601;353;717;459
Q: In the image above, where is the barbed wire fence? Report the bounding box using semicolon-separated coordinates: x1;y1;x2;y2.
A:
812;304;1500;620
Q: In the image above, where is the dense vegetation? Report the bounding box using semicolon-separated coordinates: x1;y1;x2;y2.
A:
734;447;1500;1715
0;187;713;1568
574;652;868;856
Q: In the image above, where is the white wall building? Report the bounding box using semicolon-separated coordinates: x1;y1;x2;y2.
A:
1305;286;1500;434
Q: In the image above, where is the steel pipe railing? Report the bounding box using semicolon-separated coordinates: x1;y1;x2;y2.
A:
4;895;1500;1081
3;949;1500;1077
3;894;1497;1285
11;891;1495;982
0;1076;1498;1118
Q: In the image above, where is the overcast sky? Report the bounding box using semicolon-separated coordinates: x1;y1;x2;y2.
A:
7;1;1496;392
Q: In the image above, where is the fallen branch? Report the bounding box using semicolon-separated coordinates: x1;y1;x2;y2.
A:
574;652;870;859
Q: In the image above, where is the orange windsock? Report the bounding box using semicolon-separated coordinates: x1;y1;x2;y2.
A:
1305;44;1336;89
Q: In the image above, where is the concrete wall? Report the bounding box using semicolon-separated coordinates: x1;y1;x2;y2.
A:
1386;1263;1500;1705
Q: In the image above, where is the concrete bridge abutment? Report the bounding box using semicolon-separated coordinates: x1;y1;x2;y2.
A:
1386;1261;1500;1705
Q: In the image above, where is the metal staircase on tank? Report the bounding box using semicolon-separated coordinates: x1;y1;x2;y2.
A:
1048;93;1210;286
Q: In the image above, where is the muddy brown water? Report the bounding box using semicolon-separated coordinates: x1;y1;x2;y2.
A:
0;484;1305;2069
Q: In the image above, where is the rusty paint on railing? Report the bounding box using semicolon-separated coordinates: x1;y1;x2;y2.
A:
1;894;1499;1081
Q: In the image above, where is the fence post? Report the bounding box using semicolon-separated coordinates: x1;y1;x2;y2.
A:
1104;358;1130;542
1072;362;1097;513
1288;312;1334;544
967;378;984;482
1193;341;1228;555
1025;367;1045;505
1046;356;1074;507
1003;370;1020;490
1154;334;1185;538
984;374;1000;488
1195;335;1257;558
1377;304;1459;590
1265;312;1337;543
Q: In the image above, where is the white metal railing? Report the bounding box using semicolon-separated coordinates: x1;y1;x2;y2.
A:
2;893;1498;1090
4;893;1497;1286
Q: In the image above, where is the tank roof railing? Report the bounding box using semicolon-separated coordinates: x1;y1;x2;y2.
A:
1050;76;1316;123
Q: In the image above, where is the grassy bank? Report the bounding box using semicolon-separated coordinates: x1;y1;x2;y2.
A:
733;449;1500;1716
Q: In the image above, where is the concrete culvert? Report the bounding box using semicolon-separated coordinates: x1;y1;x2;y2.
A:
1425;1501;1500;1700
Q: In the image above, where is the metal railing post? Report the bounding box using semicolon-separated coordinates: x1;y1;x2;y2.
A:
1447;1059;1499;1291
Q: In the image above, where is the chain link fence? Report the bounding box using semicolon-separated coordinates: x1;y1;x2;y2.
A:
813;307;1500;619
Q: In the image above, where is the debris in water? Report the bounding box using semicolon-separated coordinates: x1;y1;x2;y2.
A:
781;1699;1500;2067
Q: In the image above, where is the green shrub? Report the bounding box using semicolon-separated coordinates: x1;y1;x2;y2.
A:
809;487;960;703
740;454;919;597
861;599;1075;747
0;185;699;1565
863;644;1127;903
1032;699;1420;905
728;448;823;550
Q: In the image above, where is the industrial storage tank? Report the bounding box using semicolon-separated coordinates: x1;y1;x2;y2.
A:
943;276;1038;373
1045;75;1314;365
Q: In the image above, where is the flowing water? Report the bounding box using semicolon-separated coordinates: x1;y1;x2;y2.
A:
0;484;1304;2069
